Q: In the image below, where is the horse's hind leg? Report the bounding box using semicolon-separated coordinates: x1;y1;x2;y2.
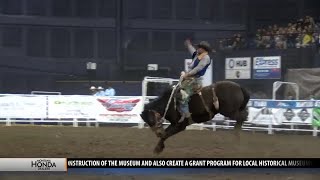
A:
154;121;189;154
233;109;248;141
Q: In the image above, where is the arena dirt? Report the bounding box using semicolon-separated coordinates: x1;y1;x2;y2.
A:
0;125;319;179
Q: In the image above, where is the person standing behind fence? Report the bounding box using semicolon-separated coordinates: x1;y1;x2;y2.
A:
104;81;116;96
89;86;97;95
94;86;105;96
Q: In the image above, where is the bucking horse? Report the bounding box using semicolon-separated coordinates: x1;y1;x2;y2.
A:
140;80;250;154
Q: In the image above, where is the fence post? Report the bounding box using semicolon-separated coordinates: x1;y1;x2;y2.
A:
30;118;34;125
6;118;11;126
212;121;216;131
313;126;318;137
268;124;273;134
138;122;144;129
199;123;204;130
95;119;99;127
86;119;91;127
58;118;63;126
73;118;78;127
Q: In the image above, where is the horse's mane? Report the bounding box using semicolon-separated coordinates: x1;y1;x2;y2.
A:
144;87;173;113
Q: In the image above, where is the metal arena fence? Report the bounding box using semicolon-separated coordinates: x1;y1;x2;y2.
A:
0;77;319;136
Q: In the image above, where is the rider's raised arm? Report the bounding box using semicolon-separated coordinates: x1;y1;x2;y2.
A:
187;55;210;76
187;44;196;55
185;39;196;55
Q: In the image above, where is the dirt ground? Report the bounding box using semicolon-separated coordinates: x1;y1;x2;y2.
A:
0;125;319;179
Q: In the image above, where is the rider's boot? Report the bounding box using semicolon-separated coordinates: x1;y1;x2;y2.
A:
178;112;193;124
178;102;193;124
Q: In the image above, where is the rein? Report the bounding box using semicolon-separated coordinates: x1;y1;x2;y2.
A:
160;76;183;122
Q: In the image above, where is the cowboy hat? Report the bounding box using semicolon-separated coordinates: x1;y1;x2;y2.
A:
195;41;212;52
97;86;104;90
90;86;96;90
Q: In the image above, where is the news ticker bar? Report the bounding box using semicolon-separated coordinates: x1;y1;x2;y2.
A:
0;158;319;171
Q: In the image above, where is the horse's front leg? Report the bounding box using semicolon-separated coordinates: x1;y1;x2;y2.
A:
154;121;189;154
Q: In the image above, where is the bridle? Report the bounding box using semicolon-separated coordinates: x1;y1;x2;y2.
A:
149;110;164;128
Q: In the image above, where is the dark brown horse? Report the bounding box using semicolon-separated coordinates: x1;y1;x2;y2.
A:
140;80;250;154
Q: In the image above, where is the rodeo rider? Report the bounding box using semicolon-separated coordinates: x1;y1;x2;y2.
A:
179;39;212;123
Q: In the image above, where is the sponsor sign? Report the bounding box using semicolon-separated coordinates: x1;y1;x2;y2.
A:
96;97;144;123
0;95;47;118
0;158;66;171
248;100;314;125
253;56;281;79
225;57;251;79
248;107;282;125
248;107;313;125
276;108;312;123
47;96;98;118
312;108;320;127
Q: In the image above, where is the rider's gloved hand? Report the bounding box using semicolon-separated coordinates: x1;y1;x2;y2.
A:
180;71;188;80
184;39;192;47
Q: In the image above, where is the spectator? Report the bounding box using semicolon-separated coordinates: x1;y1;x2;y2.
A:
89;86;97;95
231;34;244;50
255;34;263;48
274;31;287;49
273;24;278;33
297;18;304;29
287;28;297;48
309;95;315;100
219;39;227;50
94;86;105;96
295;33;303;48
302;30;313;47
261;33;273;49
104;82;116;96
219;16;318;51
257;29;262;35
287;94;295;100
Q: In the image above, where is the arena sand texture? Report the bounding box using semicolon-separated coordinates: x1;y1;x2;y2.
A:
0;125;319;180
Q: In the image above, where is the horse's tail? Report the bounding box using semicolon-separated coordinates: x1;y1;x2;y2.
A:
239;86;250;111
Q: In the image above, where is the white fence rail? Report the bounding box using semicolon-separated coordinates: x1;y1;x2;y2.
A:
0;94;319;136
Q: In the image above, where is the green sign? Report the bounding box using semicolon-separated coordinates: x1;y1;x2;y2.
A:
312;108;320;127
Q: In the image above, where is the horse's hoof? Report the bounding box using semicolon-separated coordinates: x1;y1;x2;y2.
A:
153;144;165;155
155;129;166;138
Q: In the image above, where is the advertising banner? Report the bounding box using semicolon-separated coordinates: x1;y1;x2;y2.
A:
312;101;320;127
0;95;47;118
247;100;315;125
47;96;98;118
95;96;144;123
225;57;251;79
253;56;281;79
312;108;320;127
248;107;313;125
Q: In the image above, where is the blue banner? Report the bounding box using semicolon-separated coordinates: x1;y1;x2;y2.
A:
253;69;281;79
249;100;316;108
266;101;297;108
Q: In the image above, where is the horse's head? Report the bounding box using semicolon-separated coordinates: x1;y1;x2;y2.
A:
140;88;175;137
140;109;162;128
